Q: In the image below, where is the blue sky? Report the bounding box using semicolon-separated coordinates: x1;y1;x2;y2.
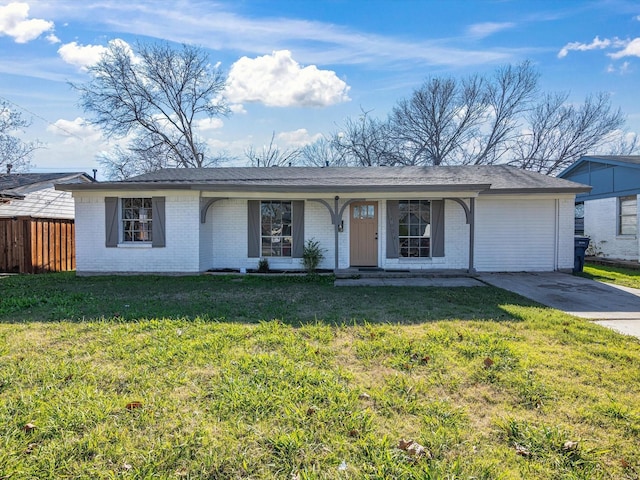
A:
1;0;639;178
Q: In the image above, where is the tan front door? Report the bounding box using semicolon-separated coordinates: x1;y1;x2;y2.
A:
350;202;378;267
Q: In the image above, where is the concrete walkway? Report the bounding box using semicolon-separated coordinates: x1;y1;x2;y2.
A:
479;272;640;339
334;277;485;287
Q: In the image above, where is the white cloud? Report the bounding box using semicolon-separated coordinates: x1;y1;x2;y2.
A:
0;2;54;43
57;38;132;70
277;129;322;148
196;117;224;131
467;22;515;38
225;50;350;108
558;36;612;58
47;117;101;141
609;37;640;59
57;41;108;69
46;33;60;44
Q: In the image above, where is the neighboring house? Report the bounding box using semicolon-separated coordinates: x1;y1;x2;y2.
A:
56;166;589;275
0;172;94;273
559;156;640;262
0;172;94;218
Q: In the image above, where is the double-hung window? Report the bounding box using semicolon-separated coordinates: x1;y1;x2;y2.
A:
122;198;153;242
399;200;431;257
619;195;637;236
261;201;292;257
574;202;584;236
105;196;165;247
247;200;304;258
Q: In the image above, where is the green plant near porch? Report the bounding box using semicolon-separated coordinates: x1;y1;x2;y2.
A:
301;238;325;274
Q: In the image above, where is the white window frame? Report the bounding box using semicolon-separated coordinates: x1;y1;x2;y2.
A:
398;199;431;258
121;197;153;243
618;195;637;236
260;200;293;257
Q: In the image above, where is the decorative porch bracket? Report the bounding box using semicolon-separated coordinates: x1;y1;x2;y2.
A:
200;197;228;224
444;197;476;274
309;197;364;272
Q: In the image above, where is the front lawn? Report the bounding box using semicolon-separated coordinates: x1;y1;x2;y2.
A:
581;262;640;289
0;273;639;479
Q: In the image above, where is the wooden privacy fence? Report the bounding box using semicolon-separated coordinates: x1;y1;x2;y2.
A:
0;216;75;273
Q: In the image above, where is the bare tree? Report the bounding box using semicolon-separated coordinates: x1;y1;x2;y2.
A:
332;109;400;166
245;132;301;167
512;92;626;175
0;100;43;172
73;41;229;173
299;136;348;167
389;62;538;166
471;61;538;165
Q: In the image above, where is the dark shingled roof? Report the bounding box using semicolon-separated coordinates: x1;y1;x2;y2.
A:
0;172;92;199
56;165;591;194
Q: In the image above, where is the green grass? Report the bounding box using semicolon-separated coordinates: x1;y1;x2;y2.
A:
580;262;640;289
0;272;639;479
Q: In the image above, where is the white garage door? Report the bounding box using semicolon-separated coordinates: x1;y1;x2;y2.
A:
474;198;556;272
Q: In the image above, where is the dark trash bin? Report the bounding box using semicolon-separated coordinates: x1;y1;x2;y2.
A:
573;236;590;273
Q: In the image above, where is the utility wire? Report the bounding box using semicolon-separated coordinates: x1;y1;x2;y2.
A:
0;94;87;141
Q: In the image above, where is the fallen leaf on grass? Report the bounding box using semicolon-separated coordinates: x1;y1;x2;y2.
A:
483;357;495;368
514;444;531;457
125;401;143;410
563;440;578;451
23;423;36;433
24;443;37;454
398;439;431;459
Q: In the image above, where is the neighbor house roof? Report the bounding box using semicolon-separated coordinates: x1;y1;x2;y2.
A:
56;165;590;195
0;172;94;199
559;155;640;177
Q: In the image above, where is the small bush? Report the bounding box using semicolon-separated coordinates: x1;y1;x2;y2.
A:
257;258;270;273
301;239;325;274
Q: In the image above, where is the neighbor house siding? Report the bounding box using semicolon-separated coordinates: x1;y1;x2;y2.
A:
584;196;639;261
74;192;201;274
474;197;557;272
0;186;76;219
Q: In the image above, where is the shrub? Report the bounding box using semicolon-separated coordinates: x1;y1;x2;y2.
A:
302;239;325;274
257;258;270;273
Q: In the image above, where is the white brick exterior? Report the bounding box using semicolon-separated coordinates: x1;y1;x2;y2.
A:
73;191;577;274
75;191;201;274
583;196;639;261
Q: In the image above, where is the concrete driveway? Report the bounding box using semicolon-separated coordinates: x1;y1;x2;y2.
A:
479;272;640;339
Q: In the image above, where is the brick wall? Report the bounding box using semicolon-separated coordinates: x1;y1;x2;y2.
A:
584;196;639;261
75;192;201;274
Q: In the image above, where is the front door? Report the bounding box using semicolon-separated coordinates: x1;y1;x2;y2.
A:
350;202;378;267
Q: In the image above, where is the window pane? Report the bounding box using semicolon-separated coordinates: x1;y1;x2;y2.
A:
397;200;431;257
261;201;292;257
121;198;153;243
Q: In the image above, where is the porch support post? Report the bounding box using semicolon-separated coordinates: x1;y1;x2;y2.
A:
468;198;476;274
334;196;340;272
309;197;365;273
444;197;476;274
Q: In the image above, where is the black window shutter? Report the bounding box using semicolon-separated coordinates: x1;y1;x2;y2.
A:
152;197;166;247
247;200;260;257
386;200;399;258
105;197;119;247
292;200;305;258
432;200;445;257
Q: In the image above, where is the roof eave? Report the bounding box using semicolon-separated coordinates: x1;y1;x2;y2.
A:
57;182;494;193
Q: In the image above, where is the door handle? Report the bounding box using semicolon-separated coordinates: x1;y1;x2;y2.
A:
375;233;378;240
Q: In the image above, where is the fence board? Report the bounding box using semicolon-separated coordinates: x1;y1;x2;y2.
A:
0;217;75;273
